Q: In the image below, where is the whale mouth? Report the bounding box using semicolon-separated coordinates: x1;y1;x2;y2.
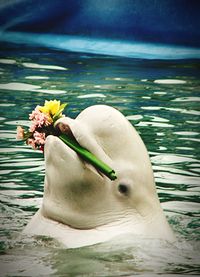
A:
45;119;107;179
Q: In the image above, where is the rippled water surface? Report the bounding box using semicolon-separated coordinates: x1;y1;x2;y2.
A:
0;43;200;276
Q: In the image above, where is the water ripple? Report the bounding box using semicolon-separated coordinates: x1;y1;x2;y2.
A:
155;171;200;186
25;76;50;80
0;82;67;94
151;154;199;164
0;82;40;91
0;58;16;64
173;97;200;102
137;121;174;128
141;106;200;116
154;79;187;84
22;62;68;71
77;93;106;99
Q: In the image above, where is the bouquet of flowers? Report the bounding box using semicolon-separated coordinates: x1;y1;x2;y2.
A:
17;100;67;152
17;100;117;181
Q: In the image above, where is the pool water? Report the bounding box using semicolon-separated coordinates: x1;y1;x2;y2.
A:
0;42;200;276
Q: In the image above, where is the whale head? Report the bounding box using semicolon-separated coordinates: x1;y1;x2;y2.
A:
39;105;174;242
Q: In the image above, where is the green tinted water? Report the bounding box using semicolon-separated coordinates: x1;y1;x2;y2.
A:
0;44;200;276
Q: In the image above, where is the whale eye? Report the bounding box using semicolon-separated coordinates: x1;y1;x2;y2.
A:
118;184;129;195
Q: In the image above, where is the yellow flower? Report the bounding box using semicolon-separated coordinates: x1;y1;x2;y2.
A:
39;99;67;122
39;100;61;116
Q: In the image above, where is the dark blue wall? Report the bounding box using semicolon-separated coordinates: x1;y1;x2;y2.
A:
0;0;199;47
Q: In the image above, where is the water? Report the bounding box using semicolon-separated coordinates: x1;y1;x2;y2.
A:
0;41;200;276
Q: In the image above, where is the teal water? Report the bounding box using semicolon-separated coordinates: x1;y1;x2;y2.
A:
0;42;200;276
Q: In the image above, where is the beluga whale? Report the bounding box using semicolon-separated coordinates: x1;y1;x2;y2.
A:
23;105;175;248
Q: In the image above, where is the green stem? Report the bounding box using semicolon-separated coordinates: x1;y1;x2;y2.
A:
59;134;117;181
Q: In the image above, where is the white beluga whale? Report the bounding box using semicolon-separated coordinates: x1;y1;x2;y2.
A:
23;105;175;248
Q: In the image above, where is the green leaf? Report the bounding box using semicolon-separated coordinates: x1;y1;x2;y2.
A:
53;103;68;122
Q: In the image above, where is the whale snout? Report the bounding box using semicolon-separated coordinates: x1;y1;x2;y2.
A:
45;135;79;163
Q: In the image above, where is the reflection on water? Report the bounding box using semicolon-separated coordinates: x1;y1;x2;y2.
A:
0;44;200;276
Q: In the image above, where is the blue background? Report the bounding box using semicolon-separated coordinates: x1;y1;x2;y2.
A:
0;0;199;47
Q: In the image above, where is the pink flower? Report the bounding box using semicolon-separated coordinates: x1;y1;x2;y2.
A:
33;131;46;145
27;138;36;149
29;107;52;129
29;106;42;121
16;126;25;140
29;122;37;133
